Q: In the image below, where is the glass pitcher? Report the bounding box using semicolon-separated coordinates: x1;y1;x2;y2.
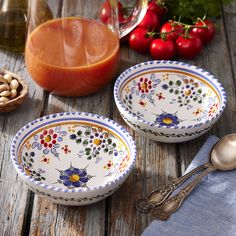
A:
0;0;27;52
25;0;147;97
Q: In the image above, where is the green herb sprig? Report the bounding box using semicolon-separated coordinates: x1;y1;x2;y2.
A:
164;0;234;22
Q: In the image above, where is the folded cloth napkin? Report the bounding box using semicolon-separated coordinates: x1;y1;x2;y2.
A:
142;136;236;236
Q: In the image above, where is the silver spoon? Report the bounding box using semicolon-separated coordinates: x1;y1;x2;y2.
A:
151;134;236;221
136;164;208;213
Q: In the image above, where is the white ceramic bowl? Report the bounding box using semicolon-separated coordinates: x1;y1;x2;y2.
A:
114;61;227;143
11;112;136;205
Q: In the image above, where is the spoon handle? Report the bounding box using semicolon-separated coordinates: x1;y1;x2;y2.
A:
151;167;214;221
135;163;209;213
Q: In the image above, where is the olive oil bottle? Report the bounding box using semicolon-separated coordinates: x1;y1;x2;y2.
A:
0;0;27;52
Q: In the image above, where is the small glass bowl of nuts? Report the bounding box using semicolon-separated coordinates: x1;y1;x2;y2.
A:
0;69;28;112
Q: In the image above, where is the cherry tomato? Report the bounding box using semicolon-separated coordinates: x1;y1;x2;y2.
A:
99;1;111;24
160;21;184;41
118;2;127;23
119;14;126;23
148;0;167;17
118;2;123;12
150;38;176;60
100;1;126;24
138;10;160;31
129;27;153;54
191;19;215;44
176;33;203;59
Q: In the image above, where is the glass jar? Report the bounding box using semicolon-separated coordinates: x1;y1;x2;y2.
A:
25;0;147;96
0;0;27;52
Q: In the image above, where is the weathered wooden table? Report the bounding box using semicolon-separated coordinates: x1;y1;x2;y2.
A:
0;2;236;235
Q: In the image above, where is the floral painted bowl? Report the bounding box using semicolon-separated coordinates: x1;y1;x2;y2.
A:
114;61;227;143
10;112;136;205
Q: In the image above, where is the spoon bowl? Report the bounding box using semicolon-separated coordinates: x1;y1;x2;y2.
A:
211;134;236;170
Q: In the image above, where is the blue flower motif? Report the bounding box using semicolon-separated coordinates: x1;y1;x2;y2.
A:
155;113;179;127
162;84;168;90
58;165;93;188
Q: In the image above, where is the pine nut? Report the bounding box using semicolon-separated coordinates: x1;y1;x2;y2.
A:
0;90;11;97
0;83;9;92
10;79;19;90
0;97;10;103
10;89;17;99
3;73;12;83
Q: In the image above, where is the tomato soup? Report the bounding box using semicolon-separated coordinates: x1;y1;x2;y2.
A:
25;18;119;96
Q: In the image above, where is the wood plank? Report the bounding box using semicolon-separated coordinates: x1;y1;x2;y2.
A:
178;5;236;174
223;0;236;100
108;47;179;236
223;1;236;71
0;52;46;235
29;87;112;236
27;1;112;234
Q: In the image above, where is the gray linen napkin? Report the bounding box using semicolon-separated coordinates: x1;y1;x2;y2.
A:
142;136;236;236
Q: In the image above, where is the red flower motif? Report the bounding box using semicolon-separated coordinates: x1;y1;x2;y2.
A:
138;99;146;107
138;77;152;93
103;160;114;170
156;92;165;100
208;103;219;117
41;155;50;164
62;145;71;154
192;108;203;116
40;129;58;148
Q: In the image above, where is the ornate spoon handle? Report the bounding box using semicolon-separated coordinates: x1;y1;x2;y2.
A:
136;163;209;213
151;167;215;221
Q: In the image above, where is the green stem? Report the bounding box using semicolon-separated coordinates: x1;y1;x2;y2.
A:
172;20;202;29
156;0;166;7
197;17;207;27
184;25;191;38
146;19;208;39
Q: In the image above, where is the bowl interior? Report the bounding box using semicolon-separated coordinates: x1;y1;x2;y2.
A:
14;115;133;190
119;64;224;128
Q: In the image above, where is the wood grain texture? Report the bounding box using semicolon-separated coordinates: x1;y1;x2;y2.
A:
0;2;235;236
28;87;112;236
0;53;45;236
223;0;236;127
178;2;236;175
107;47;179;236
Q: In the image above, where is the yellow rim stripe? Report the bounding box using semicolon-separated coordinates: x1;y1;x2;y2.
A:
120;70;220;102
19;121;131;161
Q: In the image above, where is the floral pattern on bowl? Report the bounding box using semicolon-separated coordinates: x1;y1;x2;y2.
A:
11;113;136;205
122;71;220;127
114;61;227;143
